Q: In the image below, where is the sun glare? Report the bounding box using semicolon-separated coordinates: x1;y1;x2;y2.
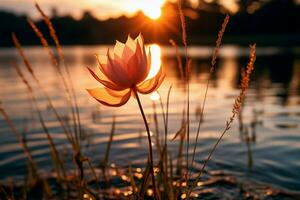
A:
147;44;161;79
136;0;164;20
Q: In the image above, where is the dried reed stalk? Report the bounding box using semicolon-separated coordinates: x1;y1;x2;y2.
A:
0;105;37;174
12;33;76;150
81;157;100;190
12;62;67;182
177;0;191;185
211;15;230;68
27;16;79;149
158;86;172;199
169;39;184;80
185;59;192;182
190;14;230;171
0;103;53;197
30;5;85;189
103;116;116;167
100;117;115;188
173;109;186;175
188;44;256;198
138;159;151;198
152;101;161;154
35;3;82;150
177;0;187;51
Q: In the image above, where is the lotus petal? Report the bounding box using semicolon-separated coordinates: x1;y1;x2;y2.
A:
127;43;148;84
114;40;125;58
87;87;131;107
137;66;165;94
87;67;126;91
107;50;132;87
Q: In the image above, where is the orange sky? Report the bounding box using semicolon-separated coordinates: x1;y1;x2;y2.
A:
0;0;258;20
0;0;169;20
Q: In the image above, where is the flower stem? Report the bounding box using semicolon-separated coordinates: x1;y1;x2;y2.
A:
133;89;157;200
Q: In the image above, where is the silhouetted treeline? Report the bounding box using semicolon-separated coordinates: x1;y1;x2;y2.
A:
0;0;299;47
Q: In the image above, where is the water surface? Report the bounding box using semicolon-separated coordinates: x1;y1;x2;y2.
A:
0;45;299;196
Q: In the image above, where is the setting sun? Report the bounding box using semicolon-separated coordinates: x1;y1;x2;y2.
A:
136;0;164;20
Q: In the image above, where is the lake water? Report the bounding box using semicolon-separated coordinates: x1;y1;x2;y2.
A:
0;45;300;198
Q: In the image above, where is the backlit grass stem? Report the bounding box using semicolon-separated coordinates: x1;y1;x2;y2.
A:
177;0;191;184
12;62;67;182
190;14;230;171
0;103;53;198
12;33;76;151
187;44;256;198
27;19;77;140
35;3;82;150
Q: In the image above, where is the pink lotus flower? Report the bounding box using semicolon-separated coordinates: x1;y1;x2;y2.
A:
87;34;165;107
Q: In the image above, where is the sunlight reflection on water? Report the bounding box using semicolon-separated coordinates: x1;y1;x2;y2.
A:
147;44;162;79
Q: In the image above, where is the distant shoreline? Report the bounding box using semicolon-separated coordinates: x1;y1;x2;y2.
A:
1;35;299;48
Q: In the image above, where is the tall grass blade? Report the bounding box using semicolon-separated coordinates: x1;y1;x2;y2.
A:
0;103;53;198
12;33;76;150
169;39;184;80
35;3;82;150
128;166;137;196
103;115;116;167
12;62;67;182
27;19;76;136
177;0;191;184
152;101;161;153
190;14;230;171
138;159;151;199
187;44;256;198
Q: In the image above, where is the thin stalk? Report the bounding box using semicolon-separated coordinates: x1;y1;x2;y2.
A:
0;106;37;174
12;62;66;181
103;115;116;166
188;122;231;194
128;166;138;196
164;86;172;151
187;44;256;198
177;0;190;184
33;5;86;186
12;33;76;151
35;3;82;150
0;104;53;198
101;115;116;184
138;159;151;198
82;158;100;190
26;20;76;144
168;151;174;200
152;102;161;153
190;14;230;171
133;89;157;200
176;109;186;176
159;86;172;199
158;93;166;129
169;39;184;80
185;59;190;182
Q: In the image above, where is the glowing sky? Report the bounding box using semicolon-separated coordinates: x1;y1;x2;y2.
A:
0;0;167;20
0;0;285;20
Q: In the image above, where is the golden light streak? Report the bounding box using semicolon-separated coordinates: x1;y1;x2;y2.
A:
147;44;161;80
